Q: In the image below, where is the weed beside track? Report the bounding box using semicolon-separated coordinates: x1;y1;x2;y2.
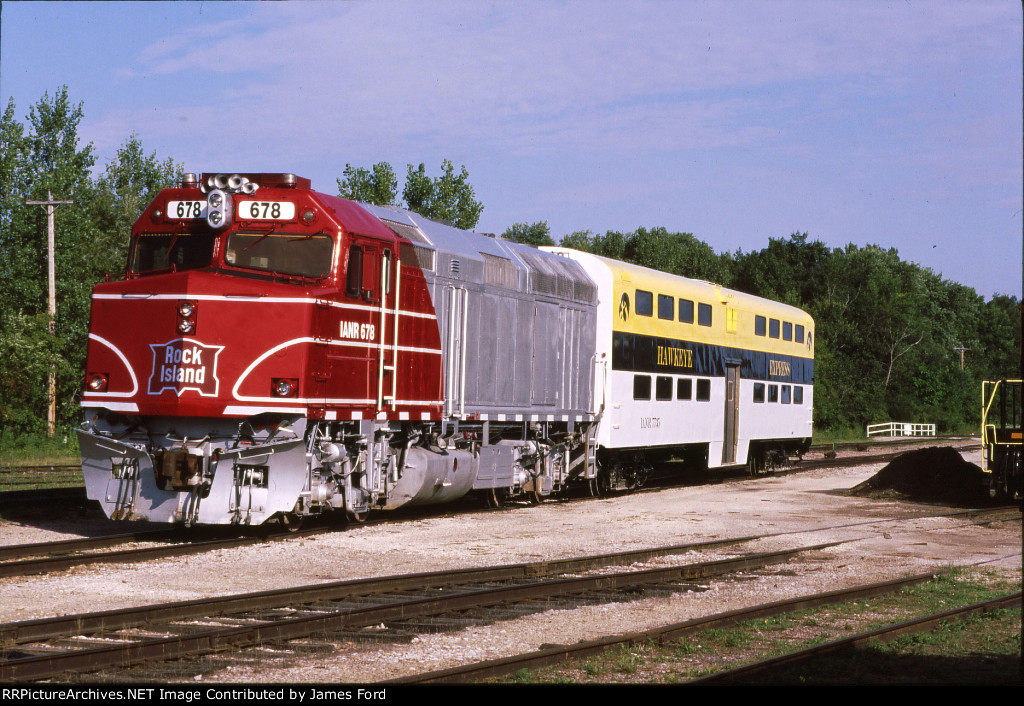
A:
504;569;1022;685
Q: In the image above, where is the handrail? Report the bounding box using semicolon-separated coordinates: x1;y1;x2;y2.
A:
865;422;935;437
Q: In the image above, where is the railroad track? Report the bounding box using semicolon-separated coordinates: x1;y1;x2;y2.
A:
689;590;1022;685
0;525;334;578
1;506;1016;682
394;575;1021;684
0;536;807;681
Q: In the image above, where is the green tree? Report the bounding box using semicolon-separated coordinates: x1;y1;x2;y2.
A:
402;159;484;229
502;221;554;246
0;88;96;438
623;226;732;285
336;161;398;205
557;230;597;252
339;159;484;229
0;90;181;441
87;134;183;279
557;226;730;284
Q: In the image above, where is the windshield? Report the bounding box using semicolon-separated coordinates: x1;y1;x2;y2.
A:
225;232;334;279
130;232;217;274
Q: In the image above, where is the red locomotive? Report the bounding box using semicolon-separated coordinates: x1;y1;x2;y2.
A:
79;172;601;524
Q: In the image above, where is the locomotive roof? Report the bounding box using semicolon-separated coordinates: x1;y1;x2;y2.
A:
357;202;596;304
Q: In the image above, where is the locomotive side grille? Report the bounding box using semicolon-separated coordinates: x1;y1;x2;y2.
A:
557;274;575;299
400;242;436;272
382;218;432;245
574;279;597;302
516;248;595;303
532;271;558;295
482;253;519;289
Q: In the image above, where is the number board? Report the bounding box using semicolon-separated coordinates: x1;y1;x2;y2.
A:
238;200;296;221
168;201;207;219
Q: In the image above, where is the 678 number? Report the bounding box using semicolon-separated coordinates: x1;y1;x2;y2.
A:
243;201;282;219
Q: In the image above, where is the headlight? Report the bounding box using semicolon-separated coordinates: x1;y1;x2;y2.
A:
178;318;195;334
178;300;196;317
87;373;109;392
272;378;297;397
205;189;232;229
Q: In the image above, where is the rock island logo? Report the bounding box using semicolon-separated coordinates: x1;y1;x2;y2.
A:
148;339;224;396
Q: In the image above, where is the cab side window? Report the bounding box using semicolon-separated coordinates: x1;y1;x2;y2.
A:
345;244;363;298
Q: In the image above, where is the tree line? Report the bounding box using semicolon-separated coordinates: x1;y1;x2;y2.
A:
1;89;1018;446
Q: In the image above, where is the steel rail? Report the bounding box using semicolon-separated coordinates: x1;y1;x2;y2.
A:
387;571;954;683
0;541;833;681
0;533;294;579
0;525;338;578
0;530;180;563
688;591;1022;684
0;534;758;646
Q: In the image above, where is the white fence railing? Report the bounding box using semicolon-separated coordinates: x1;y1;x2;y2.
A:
866;422;936;437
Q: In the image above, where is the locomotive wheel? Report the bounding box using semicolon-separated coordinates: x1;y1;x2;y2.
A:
279;513;304;532
485;488;507;509
747;452;763;477
594;467;614;497
346;509;369;524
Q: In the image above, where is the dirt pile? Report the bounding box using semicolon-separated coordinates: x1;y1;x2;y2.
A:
850;446;993;507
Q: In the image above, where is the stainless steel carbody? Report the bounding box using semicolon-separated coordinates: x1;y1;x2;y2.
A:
360;204;598;424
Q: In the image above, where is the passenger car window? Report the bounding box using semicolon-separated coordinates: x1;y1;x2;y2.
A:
656;376;673;400
677;378;692;400
636;290;653;317
679;298;694;324
658;294;674;320
633;375;651;400
696;378;711;400
753;383;765;403
697;303;712;327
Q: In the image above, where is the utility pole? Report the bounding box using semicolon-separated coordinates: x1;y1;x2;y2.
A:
25;190;73;436
953;345;969;370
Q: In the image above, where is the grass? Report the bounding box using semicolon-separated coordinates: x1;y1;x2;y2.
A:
812;422;979;446
496;569;1022;685
0;430;80;466
0;430;82;491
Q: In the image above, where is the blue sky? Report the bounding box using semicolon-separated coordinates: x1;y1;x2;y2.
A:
2;0;1021;299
